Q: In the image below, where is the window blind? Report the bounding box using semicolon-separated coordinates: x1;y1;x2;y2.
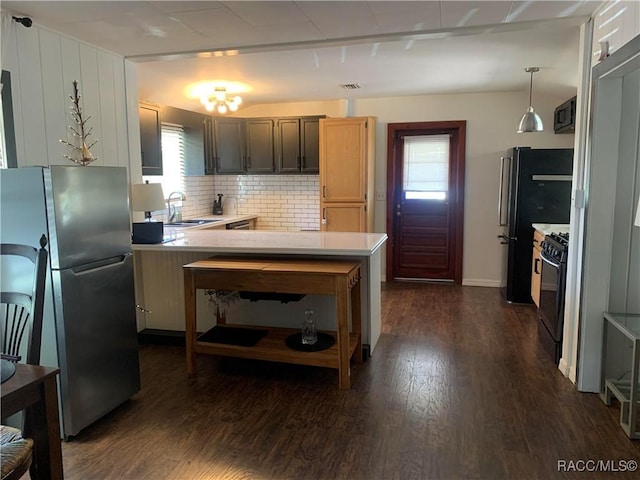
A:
402;134;449;199
145;123;185;198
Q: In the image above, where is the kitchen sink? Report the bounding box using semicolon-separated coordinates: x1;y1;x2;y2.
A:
166;219;221;227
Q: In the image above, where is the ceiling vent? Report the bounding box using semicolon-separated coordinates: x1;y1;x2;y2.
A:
340;83;361;90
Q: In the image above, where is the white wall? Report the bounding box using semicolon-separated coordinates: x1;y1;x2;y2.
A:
352;91;575;285
2;20;132;172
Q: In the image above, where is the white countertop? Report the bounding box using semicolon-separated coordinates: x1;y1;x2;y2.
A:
532;223;570;236
133;229;388;256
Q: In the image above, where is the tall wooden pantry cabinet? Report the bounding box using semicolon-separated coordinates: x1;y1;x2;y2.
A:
319;117;376;232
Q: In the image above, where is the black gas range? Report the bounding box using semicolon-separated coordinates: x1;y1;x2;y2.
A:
538;231;570;364
541;232;569;264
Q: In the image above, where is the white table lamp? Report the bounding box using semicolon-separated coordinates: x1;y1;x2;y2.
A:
131;181;166;243
131;181;165;221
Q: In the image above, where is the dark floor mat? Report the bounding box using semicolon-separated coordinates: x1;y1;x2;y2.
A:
198;325;268;347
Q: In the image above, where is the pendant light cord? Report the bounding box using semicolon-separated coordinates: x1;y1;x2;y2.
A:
529;70;534;107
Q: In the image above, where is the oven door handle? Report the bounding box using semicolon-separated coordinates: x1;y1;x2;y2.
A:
540;250;561;269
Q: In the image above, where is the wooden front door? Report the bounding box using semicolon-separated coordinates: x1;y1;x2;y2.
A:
386;121;466;282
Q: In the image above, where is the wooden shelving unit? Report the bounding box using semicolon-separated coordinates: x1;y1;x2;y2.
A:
195;325;360;369
183;257;363;389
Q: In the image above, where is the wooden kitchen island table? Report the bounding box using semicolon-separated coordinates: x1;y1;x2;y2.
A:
183;257;362;389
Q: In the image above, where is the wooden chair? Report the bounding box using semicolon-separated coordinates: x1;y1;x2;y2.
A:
0;234;48;480
1;234;48;365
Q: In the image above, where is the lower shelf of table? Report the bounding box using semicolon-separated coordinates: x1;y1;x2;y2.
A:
194;324;359;369
603;379;640;405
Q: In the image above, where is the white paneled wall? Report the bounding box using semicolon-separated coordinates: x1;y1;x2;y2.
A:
3;22;130;170
592;1;640;63
214;175;320;231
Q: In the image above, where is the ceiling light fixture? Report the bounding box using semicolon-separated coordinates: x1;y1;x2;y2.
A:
200;87;242;114
517;67;544;133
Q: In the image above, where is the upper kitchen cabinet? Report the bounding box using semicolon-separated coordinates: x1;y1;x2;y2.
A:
245;118;275;173
213;117;245;174
320;117;374;203
320;117;376;232
139;104;162;175
275;117;322;173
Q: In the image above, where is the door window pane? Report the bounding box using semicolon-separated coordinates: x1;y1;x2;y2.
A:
403;134;449;200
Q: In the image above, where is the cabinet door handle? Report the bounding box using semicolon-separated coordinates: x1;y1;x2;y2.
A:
534;258;541;274
297;155;301;168
323;186;327;198
301;155;305;169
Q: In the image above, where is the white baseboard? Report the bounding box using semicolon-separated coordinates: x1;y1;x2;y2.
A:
558;357;570;377
462;279;501;288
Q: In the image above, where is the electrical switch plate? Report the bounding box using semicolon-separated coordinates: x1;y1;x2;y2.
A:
375;191;386;201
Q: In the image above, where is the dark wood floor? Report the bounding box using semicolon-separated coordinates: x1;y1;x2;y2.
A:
60;283;640;479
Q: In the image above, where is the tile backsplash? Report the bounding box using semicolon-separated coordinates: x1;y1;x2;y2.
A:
167;175;320;231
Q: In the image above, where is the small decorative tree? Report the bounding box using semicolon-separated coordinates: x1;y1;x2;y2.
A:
60;80;98;165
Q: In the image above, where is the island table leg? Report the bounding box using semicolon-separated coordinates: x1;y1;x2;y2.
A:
184;269;197;376
351;276;363;364
336;275;350;389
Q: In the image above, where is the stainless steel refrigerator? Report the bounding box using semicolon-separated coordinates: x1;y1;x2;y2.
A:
0;166;140;438
497;147;573;303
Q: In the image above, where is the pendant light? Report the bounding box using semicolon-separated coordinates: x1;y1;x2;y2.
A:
517;67;544;133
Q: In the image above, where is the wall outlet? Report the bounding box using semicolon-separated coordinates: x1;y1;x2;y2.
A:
375;191;386;201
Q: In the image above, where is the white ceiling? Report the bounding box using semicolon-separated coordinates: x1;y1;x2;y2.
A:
2;1;604;113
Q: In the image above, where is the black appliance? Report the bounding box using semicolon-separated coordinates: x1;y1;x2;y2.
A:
554;96;577;134
538;232;569;364
498;147;573;303
213;193;224;215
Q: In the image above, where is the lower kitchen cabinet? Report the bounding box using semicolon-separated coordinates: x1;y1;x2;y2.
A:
531;229;544;306
321;204;366;232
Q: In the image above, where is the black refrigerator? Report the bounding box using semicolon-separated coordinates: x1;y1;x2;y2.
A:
498;147;573;303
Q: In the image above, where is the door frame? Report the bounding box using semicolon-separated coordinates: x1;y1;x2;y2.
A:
386;120;466;283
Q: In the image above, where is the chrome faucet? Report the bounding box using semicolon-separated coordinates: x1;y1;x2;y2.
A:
167;191;186;222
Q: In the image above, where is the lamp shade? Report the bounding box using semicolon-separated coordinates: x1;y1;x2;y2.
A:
517;106;544;133
131;182;165;213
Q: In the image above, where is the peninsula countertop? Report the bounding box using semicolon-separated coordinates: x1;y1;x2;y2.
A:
132;230;388;256
531;223;570;236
